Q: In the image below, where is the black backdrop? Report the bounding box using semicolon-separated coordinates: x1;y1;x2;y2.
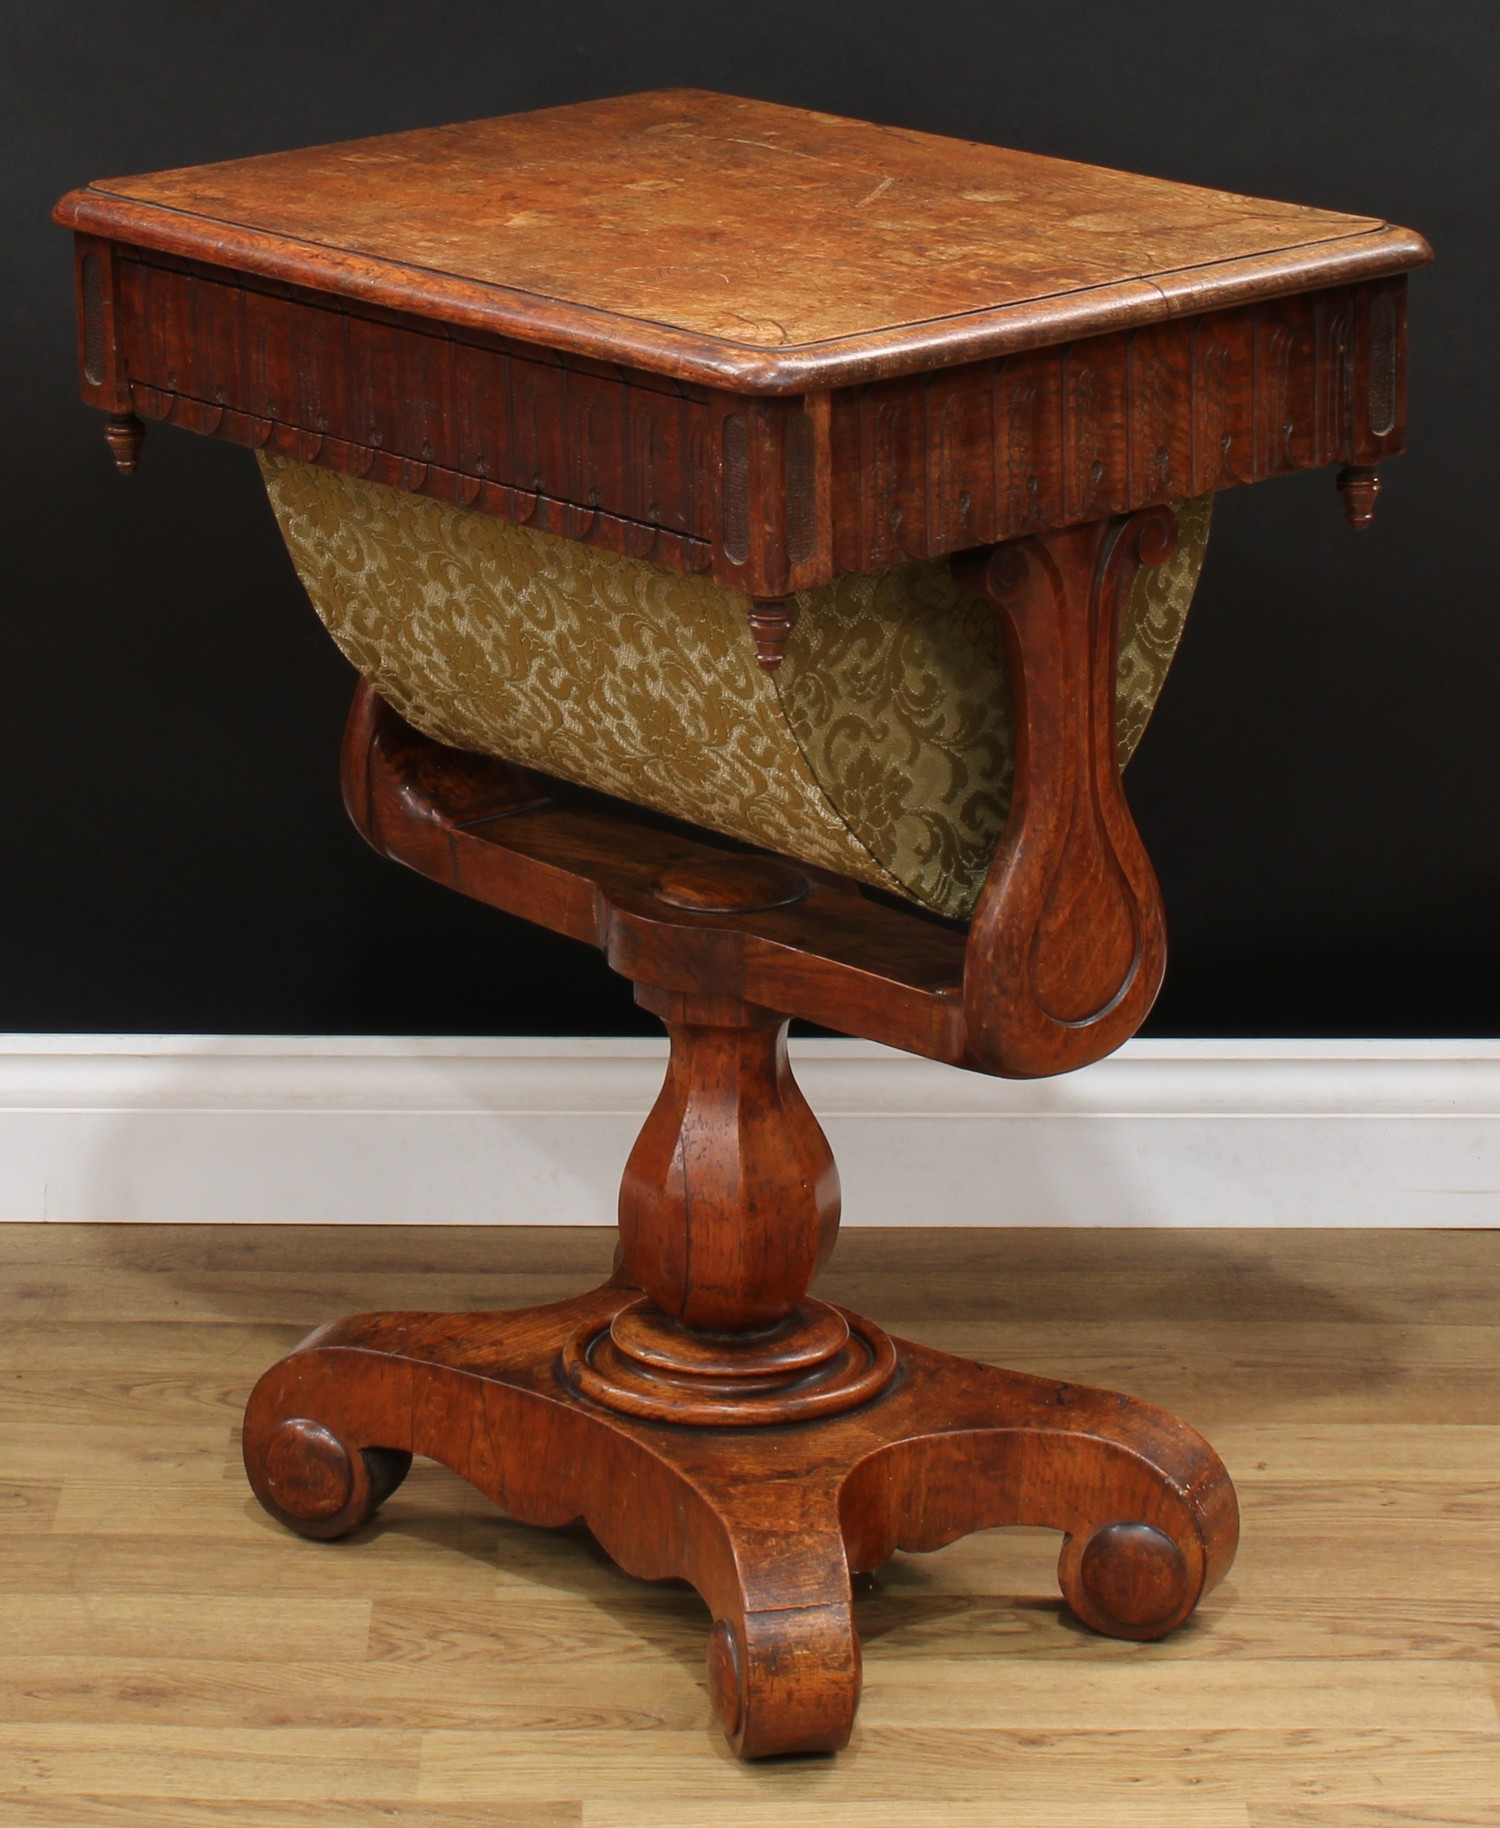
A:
5;3;1495;1037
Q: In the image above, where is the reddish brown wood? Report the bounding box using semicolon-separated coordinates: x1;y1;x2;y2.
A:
340;684;971;1064
54;91;1427;393
828;282;1411;573
651;857;810;914
290;680;1241;1751
954;506;1173;1076
1337;463;1383;529
619;990;839;1332
102;250;716;573
103;411;144;475
747;598;796;670
56;92;1427;593
333;478;1179;1085
70;234;134;416
58;238;1415;592
56;90;1426;1760
565;1293;898;1429
243;1281;1237;1757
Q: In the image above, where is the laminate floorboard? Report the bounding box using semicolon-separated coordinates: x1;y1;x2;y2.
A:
0;1224;1495;1825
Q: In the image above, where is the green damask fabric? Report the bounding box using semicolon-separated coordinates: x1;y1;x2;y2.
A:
259;452;1210;918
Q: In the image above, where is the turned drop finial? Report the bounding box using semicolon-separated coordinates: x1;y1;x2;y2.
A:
104;412;145;475
748;600;796;671
1336;464;1381;530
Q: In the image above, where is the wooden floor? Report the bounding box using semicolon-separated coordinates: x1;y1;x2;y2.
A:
2;1223;1497;1826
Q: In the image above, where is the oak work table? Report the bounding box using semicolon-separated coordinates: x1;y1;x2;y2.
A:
56;90;1430;1759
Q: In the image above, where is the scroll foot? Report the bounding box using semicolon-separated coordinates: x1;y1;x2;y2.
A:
1059;1518;1197;1640
707;1585;861;1758
242;1295;1235;1756
243;1409;411;1541
840;1339;1238;1647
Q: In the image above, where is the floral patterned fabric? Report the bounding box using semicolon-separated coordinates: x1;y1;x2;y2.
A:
260;452;1210;918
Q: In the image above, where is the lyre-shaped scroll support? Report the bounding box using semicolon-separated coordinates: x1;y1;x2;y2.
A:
955;507;1178;1078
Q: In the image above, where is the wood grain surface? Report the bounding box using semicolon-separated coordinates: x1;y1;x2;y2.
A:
73;256;1411;596
2;1222;1497;1821
54;89;1430;392
58;93;1426;596
337;651;1165;1078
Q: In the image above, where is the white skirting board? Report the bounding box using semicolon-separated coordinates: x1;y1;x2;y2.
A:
0;1035;1496;1228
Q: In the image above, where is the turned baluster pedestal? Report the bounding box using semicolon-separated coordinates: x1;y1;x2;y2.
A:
239;677;1240;1759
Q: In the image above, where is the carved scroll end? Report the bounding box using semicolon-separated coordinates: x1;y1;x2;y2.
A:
952;539;1030;616
1336;464;1381;531
1129;503;1180;570
339;680;390;851
749;599;797;672
955;512;1174;1079
104;412;145;476
341;678;552;858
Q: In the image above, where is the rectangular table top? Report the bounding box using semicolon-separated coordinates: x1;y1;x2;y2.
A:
55;88;1428;393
